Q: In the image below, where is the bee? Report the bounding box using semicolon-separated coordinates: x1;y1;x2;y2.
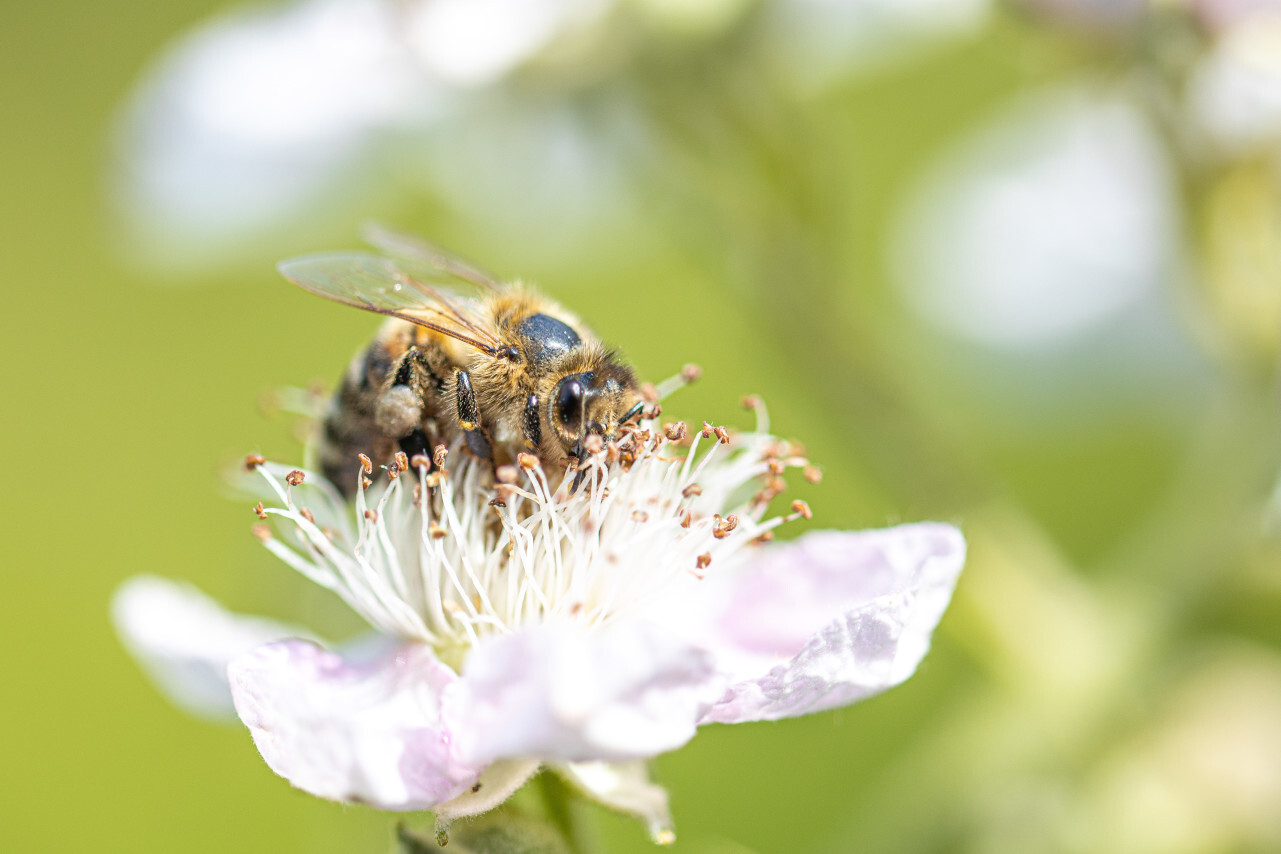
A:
280;226;645;497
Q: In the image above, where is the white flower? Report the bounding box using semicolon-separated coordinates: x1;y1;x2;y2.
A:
114;407;964;842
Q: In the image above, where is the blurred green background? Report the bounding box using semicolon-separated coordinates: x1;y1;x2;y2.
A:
6;1;1281;852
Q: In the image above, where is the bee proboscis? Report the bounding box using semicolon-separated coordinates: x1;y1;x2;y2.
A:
280;226;645;496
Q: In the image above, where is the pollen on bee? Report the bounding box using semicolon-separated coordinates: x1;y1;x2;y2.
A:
252;502;268;519
299;507;315;524
358;454;373;475
394;451;409;472
681;363;702;384
433;444;449;467
804;465;822;484
285;470;306;487
664;421;688;442
243;454;266;471
251;523;272;542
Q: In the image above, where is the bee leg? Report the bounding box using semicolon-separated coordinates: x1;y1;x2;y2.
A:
399;428;432;467
521;394;542;450
455;370;495;463
376;347;429;440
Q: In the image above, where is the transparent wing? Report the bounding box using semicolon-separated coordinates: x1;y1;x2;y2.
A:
361;223;504;294
278;252;503;355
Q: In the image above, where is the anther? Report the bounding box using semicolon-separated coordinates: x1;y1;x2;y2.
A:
299;508;315;524
804;465;822;484
701;421;714;439
713;513;738;539
714;425;731;445
358;454;373;475
429;524;448;539
665;422;688;442
681;363;702;383
495;465;519;485
682;483;702;498
606;441;621;464
410;453;430;470
433;444;449;467
648;404;663;419
364;509;378;523
517;452;540;471
285;470;305;486
394;451;409;472
244;454;266;471
424;472;442;489
791;499;812;520
361;476;373;490
696;553;712;570
632;510;649;523
752;530;775;544
252;502;267;519
768;459;786;476
741;395;761;411
251;524;272;542
680;511;692;528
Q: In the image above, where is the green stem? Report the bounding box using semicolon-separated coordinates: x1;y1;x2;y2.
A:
536;771;583;854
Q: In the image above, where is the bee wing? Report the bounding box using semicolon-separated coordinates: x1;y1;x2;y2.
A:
361;223;503;294
279;252;504;355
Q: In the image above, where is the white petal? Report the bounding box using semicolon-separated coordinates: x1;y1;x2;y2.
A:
112;576;312;721
229;640;483;809
446;621;718;765
696;524;965;724
557;761;675;845
434;759;541;822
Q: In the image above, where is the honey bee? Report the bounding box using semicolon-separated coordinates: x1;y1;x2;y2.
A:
280;226;645;497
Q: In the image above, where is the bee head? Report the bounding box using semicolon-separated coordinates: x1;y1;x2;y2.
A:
549;367;643;453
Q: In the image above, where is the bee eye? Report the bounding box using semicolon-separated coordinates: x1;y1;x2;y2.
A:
554;378;585;433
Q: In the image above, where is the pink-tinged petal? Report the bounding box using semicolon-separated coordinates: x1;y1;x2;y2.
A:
697;524;965;724
229;640;483;809
557;761;675;845
112;575;313;721
446;621;717;766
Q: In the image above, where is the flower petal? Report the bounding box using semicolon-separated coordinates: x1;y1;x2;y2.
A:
229;640;482;809
697;523;965;724
556;761;675;845
112;575;313;721
434;759;541;823
446;621;718;765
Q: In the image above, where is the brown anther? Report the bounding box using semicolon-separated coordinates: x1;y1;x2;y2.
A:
768;459;786;476
606;442;620;464
682;483;703;498
495;465;519;484
713;514;738;539
740;395;761;411
386;466;399;481
285;470;305;486
640;382;659;404
430;524;448;539
583;434;604;455
424;472;442;489
665;421;688;442
244;454;266;471
494;483;517;501
648;404;663;419
681;363;702;383
361;476;373;491
791;499;813;520
752;530;775;544
358;454;373;475
252;502;268;519
714;425;731;445
569;602;584;616
680;511;692;529
299;507;315;524
433;444;449;467
394;451;409;472
804;465;822;484
364;509;379;523
768;476;787;494
517;452;540;471
251;523;272;542
696;552;712;570
701;421;715;439
632;510;649;523
410;453;431;471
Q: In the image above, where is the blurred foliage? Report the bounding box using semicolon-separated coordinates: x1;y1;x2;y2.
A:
4;1;1281;853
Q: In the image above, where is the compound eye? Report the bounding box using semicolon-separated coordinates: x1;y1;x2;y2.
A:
554;378;585;434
